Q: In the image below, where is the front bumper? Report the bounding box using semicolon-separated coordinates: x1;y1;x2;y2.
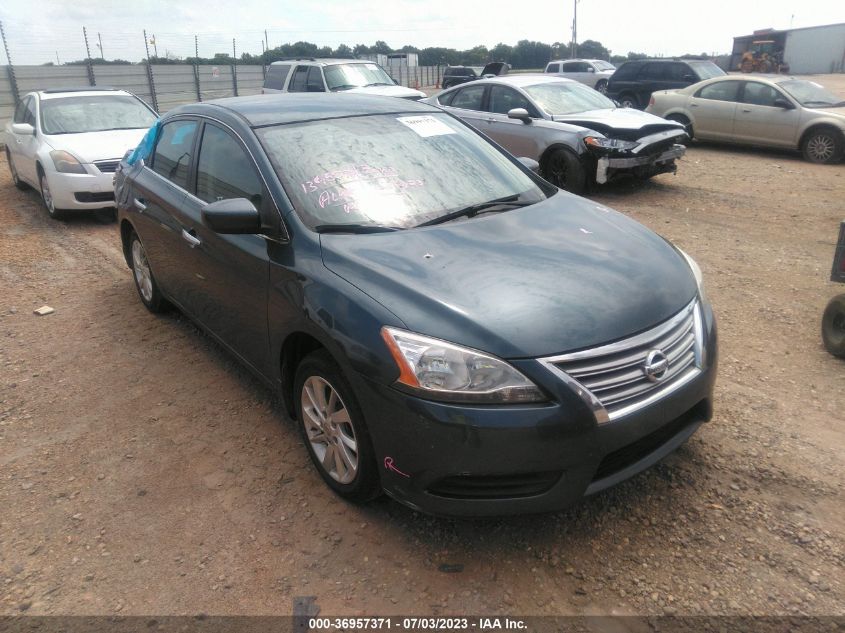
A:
45;169;116;210
596;144;686;184
352;303;717;516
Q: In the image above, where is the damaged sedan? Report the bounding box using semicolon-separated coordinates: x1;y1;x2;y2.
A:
425;75;687;193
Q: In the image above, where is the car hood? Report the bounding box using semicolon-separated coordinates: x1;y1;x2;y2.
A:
345;84;426;99
551;108;684;138
805;105;845;119
43;129;148;163
320;193;697;359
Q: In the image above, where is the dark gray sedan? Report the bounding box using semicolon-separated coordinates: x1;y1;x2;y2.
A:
114;94;716;516
425;75;687;193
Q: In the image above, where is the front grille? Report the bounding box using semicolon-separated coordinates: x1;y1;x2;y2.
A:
94;160;121;173
74;191;115;203
426;471;562;500
544;300;702;421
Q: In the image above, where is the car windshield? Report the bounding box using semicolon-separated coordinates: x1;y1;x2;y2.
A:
593;61;616;71
778;80;844;107
40;95;156;135
257;112;548;230
689;62;726;80
523;81;617;115
324;63;394;90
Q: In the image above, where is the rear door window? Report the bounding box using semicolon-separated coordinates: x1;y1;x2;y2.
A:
150;119;198;190
638;63;665;80
546;63;560;73
695;81;741;102
450;85;486;111
264;64;291;90
195;124;263;207
288;66;309;92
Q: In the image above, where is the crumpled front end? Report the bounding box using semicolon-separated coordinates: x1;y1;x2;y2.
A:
583;127;688;184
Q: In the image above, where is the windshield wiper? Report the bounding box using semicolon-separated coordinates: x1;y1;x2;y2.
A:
315;223;401;234
329;84;358;91
416;195;532;227
365;82;394;87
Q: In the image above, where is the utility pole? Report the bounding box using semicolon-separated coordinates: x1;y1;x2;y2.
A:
56;51;60;65
97;32;104;59
570;0;579;59
83;26;92;59
194;34;199;59
264;29;269;52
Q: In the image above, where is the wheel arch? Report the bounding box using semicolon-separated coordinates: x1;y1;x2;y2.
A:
119;219;136;268
798;122;844;150
279;331;333;419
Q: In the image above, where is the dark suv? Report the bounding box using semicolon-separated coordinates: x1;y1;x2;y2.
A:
607;59;726;109
442;62;508;89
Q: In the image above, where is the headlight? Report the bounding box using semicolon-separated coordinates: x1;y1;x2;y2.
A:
678;248;707;303
49;150;87;174
584;136;638;151
381;327;546;404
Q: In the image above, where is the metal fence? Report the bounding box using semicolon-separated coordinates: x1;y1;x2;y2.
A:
0;63;445;131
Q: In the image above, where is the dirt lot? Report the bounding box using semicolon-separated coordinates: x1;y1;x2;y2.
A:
1;75;844;618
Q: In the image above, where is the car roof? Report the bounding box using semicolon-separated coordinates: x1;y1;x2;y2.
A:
467;75;577;88
268;58;369;67
548;58;605;63
35;88;132;100
169;93;439;127
699;73;796;83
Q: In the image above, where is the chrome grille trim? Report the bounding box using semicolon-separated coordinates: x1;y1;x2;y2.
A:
94;159;121;173
539;299;702;423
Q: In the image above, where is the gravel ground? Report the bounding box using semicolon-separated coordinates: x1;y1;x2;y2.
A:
1;76;844;618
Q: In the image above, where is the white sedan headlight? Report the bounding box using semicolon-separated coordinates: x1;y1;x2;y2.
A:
50;150;87;174
381;327;546;404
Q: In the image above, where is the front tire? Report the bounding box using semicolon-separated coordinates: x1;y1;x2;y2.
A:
38;169;63;220
595;79;608;94
6;149;28;190
822;294;845;358
543;148;587;194
802;127;844;164
294;350;380;502
129;230;168;313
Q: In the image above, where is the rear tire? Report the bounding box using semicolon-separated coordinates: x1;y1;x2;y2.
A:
294;350;381;503
6;149;28;190
801;127;844;164
543;148;587;194
619;93;639;109
822;294;845;358
129;230;169;313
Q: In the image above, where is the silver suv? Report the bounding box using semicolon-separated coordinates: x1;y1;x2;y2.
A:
544;59;616;94
261;58;426;99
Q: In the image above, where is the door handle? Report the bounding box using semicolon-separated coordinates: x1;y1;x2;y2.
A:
690;103;698;107
741;109;751;113
133;198;147;211
181;228;201;248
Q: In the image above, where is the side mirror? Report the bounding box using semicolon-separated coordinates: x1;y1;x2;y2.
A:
517;157;540;173
11;123;35;136
201;198;261;234
773;98;794;109
587;67;596;73
482;73;496;79
508;108;532;123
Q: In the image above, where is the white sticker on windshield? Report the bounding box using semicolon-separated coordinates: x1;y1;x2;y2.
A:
397;115;456;138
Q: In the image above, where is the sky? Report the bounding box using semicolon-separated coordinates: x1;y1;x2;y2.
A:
0;0;842;65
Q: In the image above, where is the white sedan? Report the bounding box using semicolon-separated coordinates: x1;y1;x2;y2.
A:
646;75;845;164
4;88;157;219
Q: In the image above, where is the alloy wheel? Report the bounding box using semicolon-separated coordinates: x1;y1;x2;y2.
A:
300;376;358;484
40;173;56;214
131;239;154;303
806;134;835;163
